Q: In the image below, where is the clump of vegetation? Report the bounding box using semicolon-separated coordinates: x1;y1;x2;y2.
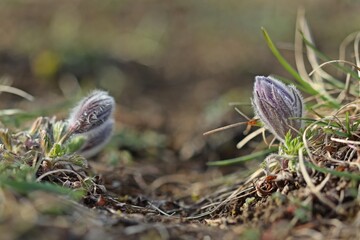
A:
0;90;115;205
198;13;360;239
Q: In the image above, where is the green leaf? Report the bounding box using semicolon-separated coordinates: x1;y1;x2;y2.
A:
207;147;278;166
0;128;12;151
0;179;84;199
67;155;88;168
261;27;339;108
261;28;316;94
345;112;351;136
282;133;304;156
48;143;66;158
53;121;67;143
65;135;86;154
305;162;360;181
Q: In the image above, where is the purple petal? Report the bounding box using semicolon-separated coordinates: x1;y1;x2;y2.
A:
252;76;304;141
78;119;114;158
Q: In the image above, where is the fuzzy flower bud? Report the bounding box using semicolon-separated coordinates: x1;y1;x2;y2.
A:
252;76;304;142
78;119;114;158
67;90;115;135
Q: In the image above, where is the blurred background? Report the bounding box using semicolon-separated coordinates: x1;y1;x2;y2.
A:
0;0;359;168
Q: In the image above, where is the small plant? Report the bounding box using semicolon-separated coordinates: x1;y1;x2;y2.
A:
65;90;115;157
0;89;115;197
280;132;304;156
202;17;360;237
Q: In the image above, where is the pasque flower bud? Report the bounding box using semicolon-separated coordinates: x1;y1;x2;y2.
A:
78;119;114;158
60;90;115;158
67;90;115;134
252;76;304;142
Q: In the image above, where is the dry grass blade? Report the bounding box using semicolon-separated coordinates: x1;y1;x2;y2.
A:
354;32;360;77
308;60;360;77
330;137;360;145
0;85;34;101
36;169;85;182
0;109;24;116
302;120;320;165
203;122;248;136
295;8;317;85
308;59;360;99
184;183;255;220
296;8;332;88
298;147;342;213
236;127;264;149
339;31;359;63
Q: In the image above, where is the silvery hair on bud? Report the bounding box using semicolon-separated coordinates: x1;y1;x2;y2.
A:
78;119;114;158
67;90;115;135
252;76;304;142
66;90;115;158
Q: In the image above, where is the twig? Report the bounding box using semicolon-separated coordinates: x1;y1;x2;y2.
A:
36;169;84;182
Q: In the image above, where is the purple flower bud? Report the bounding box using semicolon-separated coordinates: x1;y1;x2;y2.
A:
252;76;304;142
78;119;114;158
67;90;115;135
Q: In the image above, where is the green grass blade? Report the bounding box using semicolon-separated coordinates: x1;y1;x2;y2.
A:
1;179;84;199
305;162;360;181
262;28;340;108
345;112;351;136
261;28;317;95
207;147;278;166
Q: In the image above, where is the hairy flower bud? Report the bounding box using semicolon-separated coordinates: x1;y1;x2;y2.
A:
78;119;114;158
252;76;304;142
67;90;115;135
